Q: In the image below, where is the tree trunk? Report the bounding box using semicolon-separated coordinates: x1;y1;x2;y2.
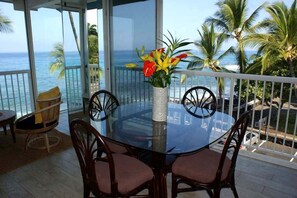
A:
237;41;247;73
68;11;80;56
288;60;297;100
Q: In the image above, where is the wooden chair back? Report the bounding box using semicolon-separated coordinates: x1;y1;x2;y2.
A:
181;86;217;118
216;111;251;183
88;90;119;121
70;119;114;197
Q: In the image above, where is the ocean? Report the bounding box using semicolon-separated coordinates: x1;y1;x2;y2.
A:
0;51;81;111
0;50;252;111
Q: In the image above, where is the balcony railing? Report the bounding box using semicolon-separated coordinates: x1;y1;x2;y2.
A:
0;70;33;117
113;66;297;163
65;65;83;112
0;66;99;116
65;65;101;112
2;66;297;164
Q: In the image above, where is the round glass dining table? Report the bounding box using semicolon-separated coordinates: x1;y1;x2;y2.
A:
91;101;235;197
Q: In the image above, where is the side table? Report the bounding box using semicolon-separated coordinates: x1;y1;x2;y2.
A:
0;110;16;143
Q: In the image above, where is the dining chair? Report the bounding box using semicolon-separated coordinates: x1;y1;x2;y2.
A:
88;90;130;154
171;111;251;198
181;86;217;118
70;119;154;198
88;90;120;121
15;86;62;153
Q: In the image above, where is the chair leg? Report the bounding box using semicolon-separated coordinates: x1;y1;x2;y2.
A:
213;187;221;198
231;185;239;198
230;176;239;198
171;174;177;198
83;184;90;198
44;134;50;153
206;189;213;197
3;126;7;135
25;134;32;151
148;179;154;198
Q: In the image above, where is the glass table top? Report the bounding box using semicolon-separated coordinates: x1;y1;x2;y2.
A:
91;102;235;155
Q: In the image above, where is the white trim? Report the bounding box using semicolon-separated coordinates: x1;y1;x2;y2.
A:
156;0;163;48
80;7;88;97
174;70;297;83
24;0;36;110
102;0;111;91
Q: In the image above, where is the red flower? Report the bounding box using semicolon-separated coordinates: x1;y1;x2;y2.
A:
176;53;187;59
143;61;156;77
157;48;165;53
171;53;188;66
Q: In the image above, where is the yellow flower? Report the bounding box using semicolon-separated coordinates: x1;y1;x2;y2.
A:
140;54;154;62
125;63;137;68
156;56;171;74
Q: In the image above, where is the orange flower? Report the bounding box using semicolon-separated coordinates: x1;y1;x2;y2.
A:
150;48;165;57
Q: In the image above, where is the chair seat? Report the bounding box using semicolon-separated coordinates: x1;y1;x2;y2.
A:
95;153;154;194
104;139;129;154
172;149;231;184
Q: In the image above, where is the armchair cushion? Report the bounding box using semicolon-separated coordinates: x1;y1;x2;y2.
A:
16;114;57;130
35;86;60;124
16;115;43;130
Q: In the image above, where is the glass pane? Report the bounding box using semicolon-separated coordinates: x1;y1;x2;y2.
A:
87;7;102;96
30;3;66;110
62;10;83;113
97;7;105;90
0;2;33;115
110;0;156;104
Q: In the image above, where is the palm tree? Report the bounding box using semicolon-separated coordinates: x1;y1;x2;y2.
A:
245;0;297;76
244;0;297;97
205;0;264;73
87;23;100;64
186;23;234;100
0;9;13;33
49;42;65;79
88;23;98;36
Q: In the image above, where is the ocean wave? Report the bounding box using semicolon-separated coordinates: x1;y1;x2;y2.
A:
224;64;239;72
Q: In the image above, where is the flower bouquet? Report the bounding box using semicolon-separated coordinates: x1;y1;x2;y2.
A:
125;32;191;88
125;32;191;121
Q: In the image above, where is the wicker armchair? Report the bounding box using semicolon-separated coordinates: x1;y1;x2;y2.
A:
15;87;62;153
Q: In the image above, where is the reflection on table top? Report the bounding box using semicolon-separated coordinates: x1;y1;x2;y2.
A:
91;102;235;155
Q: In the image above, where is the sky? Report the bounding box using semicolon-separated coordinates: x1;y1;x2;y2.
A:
0;0;295;53
163;0;294;51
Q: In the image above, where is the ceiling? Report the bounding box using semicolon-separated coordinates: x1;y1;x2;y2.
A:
4;0;146;11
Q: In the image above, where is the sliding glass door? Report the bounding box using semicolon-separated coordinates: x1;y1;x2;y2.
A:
29;1;66;110
109;0;157;104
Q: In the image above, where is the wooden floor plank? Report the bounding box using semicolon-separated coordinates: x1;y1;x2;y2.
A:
1;147;297;198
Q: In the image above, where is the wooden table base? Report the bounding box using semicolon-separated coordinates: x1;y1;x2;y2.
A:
0;110;16;143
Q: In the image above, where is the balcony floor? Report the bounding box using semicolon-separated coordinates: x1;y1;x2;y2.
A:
0;147;297;198
1;112;296;198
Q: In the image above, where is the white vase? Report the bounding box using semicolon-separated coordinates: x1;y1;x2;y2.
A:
152;86;169;122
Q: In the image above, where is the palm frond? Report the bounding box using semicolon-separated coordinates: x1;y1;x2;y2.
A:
243;3;266;32
0;11;13;33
